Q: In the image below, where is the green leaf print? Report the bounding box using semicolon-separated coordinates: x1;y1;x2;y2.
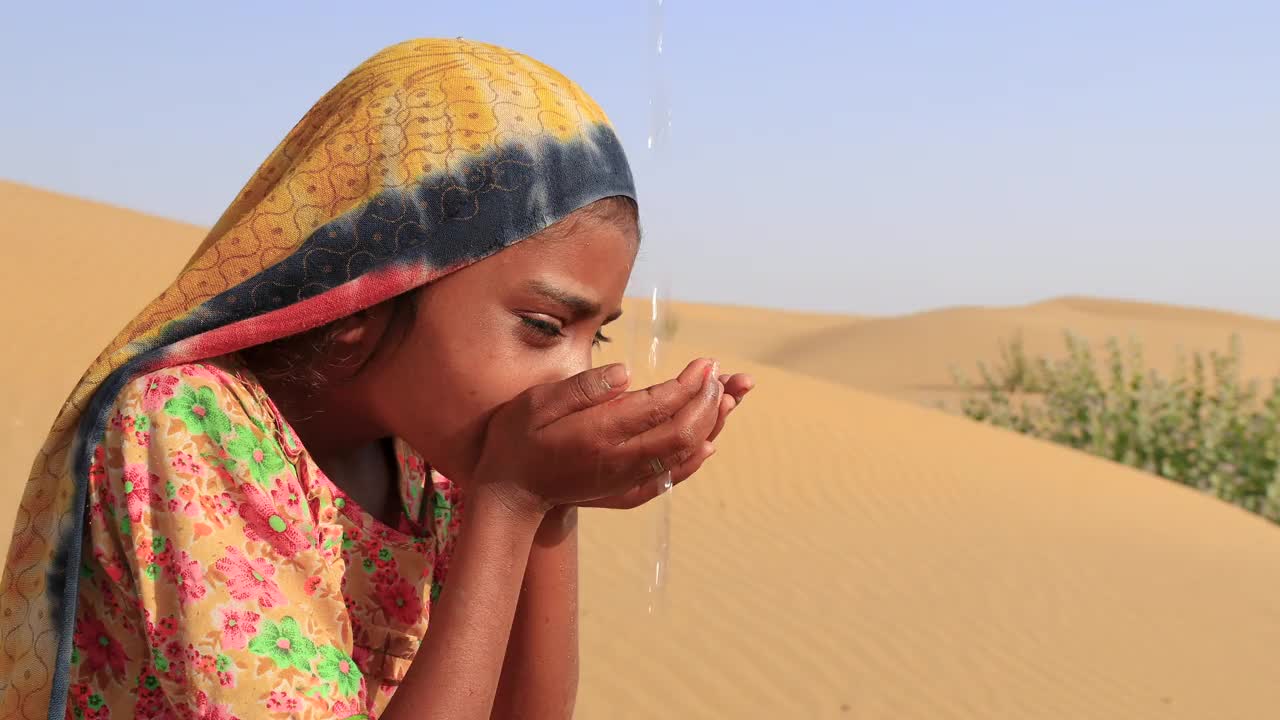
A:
215;654;232;672
151;536;167;554
432;490;453;528
164;385;233;443
226;425;286;487
134;414;150;432
316;645;363;697
248;617;318;672
152;647;170;672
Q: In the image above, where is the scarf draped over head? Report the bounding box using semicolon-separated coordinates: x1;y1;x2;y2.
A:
0;38;635;719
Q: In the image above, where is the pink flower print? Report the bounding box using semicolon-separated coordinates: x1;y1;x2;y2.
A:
350;645;374;673
213;546;286;608
193;652;217;674
197;492;233;531
214;491;236;513
170;550;207;604
171;451;206;476
94;549;126;585
75;614;128;678
217;607;261;650
382;578;423;625
270;486;303;515
266;690;300;714
195;690;238;720
238;483;310;558
142;373;180;412
303;575;322;596
433;550;452;586
331;699;362;718
88;445;107;486
122;464;161;522
171;484;201;518
180;363;218;380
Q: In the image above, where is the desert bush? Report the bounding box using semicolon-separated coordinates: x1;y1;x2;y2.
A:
952;333;1280;523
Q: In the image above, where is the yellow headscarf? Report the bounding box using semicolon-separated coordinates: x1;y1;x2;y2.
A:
0;38;635;719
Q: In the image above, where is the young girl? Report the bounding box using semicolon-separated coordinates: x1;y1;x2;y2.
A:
0;39;752;720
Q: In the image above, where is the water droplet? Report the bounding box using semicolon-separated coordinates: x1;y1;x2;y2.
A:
641;0;677;617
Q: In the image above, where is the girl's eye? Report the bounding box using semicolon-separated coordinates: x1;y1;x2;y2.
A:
520;316;611;348
520;316;563;337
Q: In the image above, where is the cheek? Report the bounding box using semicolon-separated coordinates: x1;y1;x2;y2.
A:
388;323;570;475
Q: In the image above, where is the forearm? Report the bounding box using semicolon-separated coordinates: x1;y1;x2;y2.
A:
383;485;544;720
491;506;580;720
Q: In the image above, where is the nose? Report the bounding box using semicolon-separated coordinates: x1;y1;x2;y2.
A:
549;348;594;385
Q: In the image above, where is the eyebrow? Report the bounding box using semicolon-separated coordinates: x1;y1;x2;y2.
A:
527;280;623;322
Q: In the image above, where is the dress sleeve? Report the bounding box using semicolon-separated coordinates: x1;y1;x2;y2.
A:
70;363;369;720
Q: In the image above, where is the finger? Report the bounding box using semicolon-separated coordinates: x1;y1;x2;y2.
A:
529;363;631;426
668;440;716;486
595;471;675;510
708;392;737;442
723;373;754;404
587;358;715;441
617;367;722;478
583;441;716;510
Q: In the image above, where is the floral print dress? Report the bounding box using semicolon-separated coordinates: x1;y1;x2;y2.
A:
68;356;462;720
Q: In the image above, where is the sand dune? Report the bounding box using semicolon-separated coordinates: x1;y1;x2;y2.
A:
763;298;1280;409
5;180;1280;718
620;298;856;364
0;180;203;546
581;347;1280;719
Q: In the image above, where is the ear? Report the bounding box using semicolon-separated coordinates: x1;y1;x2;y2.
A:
330;309;379;345
325;302;396;376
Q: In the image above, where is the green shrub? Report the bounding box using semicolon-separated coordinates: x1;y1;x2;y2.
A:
951;332;1280;523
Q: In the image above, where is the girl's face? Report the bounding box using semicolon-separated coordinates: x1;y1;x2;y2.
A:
370;209;639;481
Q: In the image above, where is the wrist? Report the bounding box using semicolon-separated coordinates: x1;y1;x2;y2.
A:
470;481;549;530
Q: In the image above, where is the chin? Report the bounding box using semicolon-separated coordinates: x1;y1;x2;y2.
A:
416;429;484;486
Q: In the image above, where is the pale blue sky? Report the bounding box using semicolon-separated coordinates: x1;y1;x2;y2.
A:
3;1;1277;316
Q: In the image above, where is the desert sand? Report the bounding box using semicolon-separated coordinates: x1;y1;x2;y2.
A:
4;179;1280;718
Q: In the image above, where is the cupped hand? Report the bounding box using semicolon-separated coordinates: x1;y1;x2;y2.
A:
580;366;755;510
472;357;725;516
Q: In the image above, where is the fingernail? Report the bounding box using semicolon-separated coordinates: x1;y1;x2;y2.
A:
703;359;719;382
603;363;629;389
